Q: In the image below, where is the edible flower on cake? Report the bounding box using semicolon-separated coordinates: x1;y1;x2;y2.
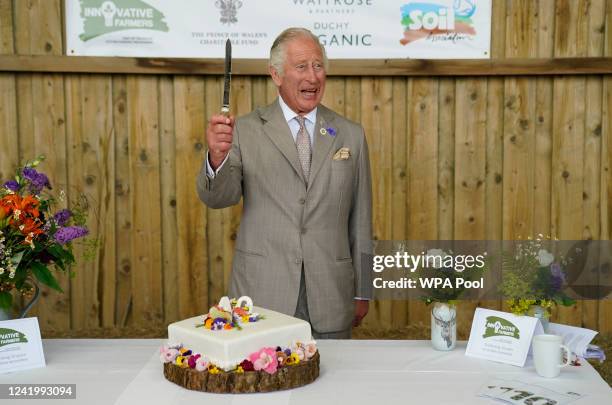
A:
159;340;317;375
249;347;278;374
197;296;264;331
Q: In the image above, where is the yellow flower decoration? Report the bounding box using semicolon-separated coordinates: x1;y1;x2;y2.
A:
235;366;244;373
242;315;249;322
286;353;300;366
208;366;220;374
175;355;185;367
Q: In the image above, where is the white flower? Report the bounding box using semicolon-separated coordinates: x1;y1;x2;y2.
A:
537;249;554;267
426;249;448;269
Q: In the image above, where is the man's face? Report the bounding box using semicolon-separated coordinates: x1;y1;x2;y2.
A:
270;36;326;115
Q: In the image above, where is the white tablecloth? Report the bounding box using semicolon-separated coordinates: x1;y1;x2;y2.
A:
1;339;609;405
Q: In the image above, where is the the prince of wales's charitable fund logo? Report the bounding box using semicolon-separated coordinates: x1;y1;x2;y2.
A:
482;316;520;340
79;0;169;41
0;328;28;348
400;0;476;45
215;0;243;25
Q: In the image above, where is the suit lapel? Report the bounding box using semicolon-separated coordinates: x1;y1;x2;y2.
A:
308;105;337;190
259;100;306;184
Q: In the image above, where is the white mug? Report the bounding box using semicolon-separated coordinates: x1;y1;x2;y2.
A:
532;334;571;378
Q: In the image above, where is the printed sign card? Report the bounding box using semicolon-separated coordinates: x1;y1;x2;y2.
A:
0;317;46;374
465;308;543;367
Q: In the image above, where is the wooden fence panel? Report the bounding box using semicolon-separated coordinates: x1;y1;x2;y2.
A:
159;75;178;324
126;76;163;327
454;77;487;336
407;78;439;329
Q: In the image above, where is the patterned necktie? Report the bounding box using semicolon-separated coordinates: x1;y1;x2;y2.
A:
295;116;311;182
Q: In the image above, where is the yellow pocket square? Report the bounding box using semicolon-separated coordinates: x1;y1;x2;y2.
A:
333;147;350;160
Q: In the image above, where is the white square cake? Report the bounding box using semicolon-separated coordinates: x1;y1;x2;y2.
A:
168;306;312;370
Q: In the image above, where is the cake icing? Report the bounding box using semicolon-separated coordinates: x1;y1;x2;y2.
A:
168;306;313;370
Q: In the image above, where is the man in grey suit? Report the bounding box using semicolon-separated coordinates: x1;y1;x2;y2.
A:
197;27;372;339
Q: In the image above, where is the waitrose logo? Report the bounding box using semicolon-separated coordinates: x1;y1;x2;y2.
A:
0;328;28;348
79;0;169;41
482;316;520;340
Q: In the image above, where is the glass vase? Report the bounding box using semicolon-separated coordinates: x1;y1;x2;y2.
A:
0;283;40;321
431;302;457;351
528;304;550;333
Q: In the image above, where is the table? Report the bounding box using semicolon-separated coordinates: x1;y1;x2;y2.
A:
1;339;609;404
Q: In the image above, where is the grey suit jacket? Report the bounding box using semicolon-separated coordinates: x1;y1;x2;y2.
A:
197;99;372;332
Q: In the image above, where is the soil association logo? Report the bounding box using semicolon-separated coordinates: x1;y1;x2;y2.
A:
400;0;477;45
215;0;243;25
0;328;28;348
79;0;169;41
482;316;520;340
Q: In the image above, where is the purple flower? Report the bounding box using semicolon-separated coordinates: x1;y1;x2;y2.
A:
3;180;20;192
187;353;200;369
212;318;227;330
53;209;72;226
550;263;565;292
283;348;291;356
550;263;565;282
327;127;336;137
53;226;88;244
22;167;51;193
551;275;563;291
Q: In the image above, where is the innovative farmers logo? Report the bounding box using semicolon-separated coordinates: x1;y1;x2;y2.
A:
215;0;243;25
482;316;520;340
0;328;28;348
400;0;476;45
78;0;169;41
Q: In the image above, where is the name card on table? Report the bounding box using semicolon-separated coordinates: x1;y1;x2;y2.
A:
0;317;46;374
465;308;543;367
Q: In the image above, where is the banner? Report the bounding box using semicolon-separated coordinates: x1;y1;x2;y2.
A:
66;0;491;59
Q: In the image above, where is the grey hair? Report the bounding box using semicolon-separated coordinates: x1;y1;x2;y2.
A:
269;27;328;76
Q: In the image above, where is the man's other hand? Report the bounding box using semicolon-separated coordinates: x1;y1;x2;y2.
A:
352;299;369;327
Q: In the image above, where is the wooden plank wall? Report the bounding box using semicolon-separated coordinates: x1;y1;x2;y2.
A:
0;0;610;335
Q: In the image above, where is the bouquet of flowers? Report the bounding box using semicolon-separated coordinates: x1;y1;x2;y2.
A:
500;236;576;315
0;157;91;311
416;248;488;305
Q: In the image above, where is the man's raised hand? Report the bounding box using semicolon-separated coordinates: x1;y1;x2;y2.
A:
207;114;235;170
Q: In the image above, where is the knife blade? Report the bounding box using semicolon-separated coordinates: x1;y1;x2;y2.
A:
221;39;232;117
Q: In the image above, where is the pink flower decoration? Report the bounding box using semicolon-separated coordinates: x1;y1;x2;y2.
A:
248;347;278;374
159;346;179;363
304;342;317;360
195;356;210;372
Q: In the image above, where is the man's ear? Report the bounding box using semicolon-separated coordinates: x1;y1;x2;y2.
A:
269;66;282;87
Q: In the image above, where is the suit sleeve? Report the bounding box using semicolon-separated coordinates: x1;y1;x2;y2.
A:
196;124;243;209
349;126;373;299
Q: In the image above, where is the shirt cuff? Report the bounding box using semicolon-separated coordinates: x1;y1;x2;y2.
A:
206;151;229;179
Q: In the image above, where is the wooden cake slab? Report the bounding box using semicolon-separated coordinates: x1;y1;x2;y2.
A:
163;352;319;393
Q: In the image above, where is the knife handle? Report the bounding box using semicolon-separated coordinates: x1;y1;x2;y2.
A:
221;106;230;117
